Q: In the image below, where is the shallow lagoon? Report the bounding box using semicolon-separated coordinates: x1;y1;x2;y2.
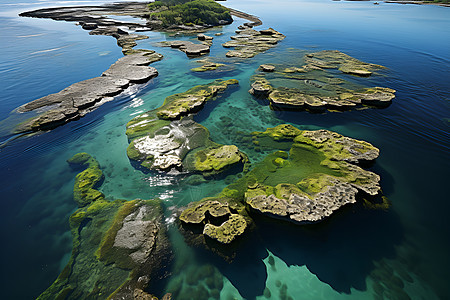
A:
0;0;449;299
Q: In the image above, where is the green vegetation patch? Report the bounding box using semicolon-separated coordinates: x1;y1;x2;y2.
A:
68;152;105;207
149;0;232;28
180;124;384;240
39;153;168;299
126;79;247;176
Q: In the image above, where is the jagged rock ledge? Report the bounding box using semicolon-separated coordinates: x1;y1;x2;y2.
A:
15;52;163;133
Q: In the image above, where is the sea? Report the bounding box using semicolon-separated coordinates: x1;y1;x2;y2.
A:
0;0;449;299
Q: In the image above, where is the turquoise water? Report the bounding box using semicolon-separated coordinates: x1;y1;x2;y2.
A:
0;0;449;299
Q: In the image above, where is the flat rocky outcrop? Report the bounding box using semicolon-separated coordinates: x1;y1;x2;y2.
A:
15;52;163;133
20;3;154;54
158;40;211;57
38;153;171;300
222;27;285;58
126;79;249;175
249;50;396;112
180;124;384;242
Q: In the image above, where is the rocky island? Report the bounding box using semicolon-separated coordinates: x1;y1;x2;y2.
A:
179;124;384;244
249;50;396;112
126;79;249;175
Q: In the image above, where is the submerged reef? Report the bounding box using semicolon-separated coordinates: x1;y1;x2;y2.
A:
126;79;248;175
15;52;163;134
249;50;396;112
179;124;382;243
222;26;285;58
39;153;171;300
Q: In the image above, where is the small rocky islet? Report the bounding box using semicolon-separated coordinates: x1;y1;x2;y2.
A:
39;153;171;300
179;124;383;244
250;50;396;112
126;79;249;175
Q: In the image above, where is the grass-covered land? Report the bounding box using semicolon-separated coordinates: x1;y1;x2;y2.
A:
148;0;232;27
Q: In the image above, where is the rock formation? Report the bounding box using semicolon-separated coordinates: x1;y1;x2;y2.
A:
38;153;171;300
249;50;396;112
126;79;249;175
15;52;162;133
179;124;383;243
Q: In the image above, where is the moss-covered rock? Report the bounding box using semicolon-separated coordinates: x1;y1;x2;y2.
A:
180;124;384;240
249;50;396;112
304;50;385;76
179;197;251;244
223;27;285;58
68;152;105;207
126;80;248;177
156;79;238;120
203;214;247;244
190;145;248;176
38;154;170;300
191;61;226;72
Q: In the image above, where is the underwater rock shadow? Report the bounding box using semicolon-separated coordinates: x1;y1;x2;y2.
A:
255;200;403;295
191;199;403;299
193;83;241;124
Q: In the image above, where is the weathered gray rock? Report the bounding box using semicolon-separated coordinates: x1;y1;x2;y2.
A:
160;40;211;57
259;64;275;72
113;205;159;265
15;52;162;133
197;33;213;41
247;178;359;223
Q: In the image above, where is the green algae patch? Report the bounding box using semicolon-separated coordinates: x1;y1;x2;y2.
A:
125;112;171;140
190;145;248;176
203;214;247;244
249;49;396;112
68;152;105;207
180;124;384;240
156;79;238;120
39;153;170;300
126;79;249;177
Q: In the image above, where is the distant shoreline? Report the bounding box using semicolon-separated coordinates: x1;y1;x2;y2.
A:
338;0;450;7
384;0;450;7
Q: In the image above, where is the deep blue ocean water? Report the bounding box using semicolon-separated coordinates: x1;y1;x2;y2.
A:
0;0;449;299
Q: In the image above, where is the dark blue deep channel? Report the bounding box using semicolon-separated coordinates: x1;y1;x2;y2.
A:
0;0;449;299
